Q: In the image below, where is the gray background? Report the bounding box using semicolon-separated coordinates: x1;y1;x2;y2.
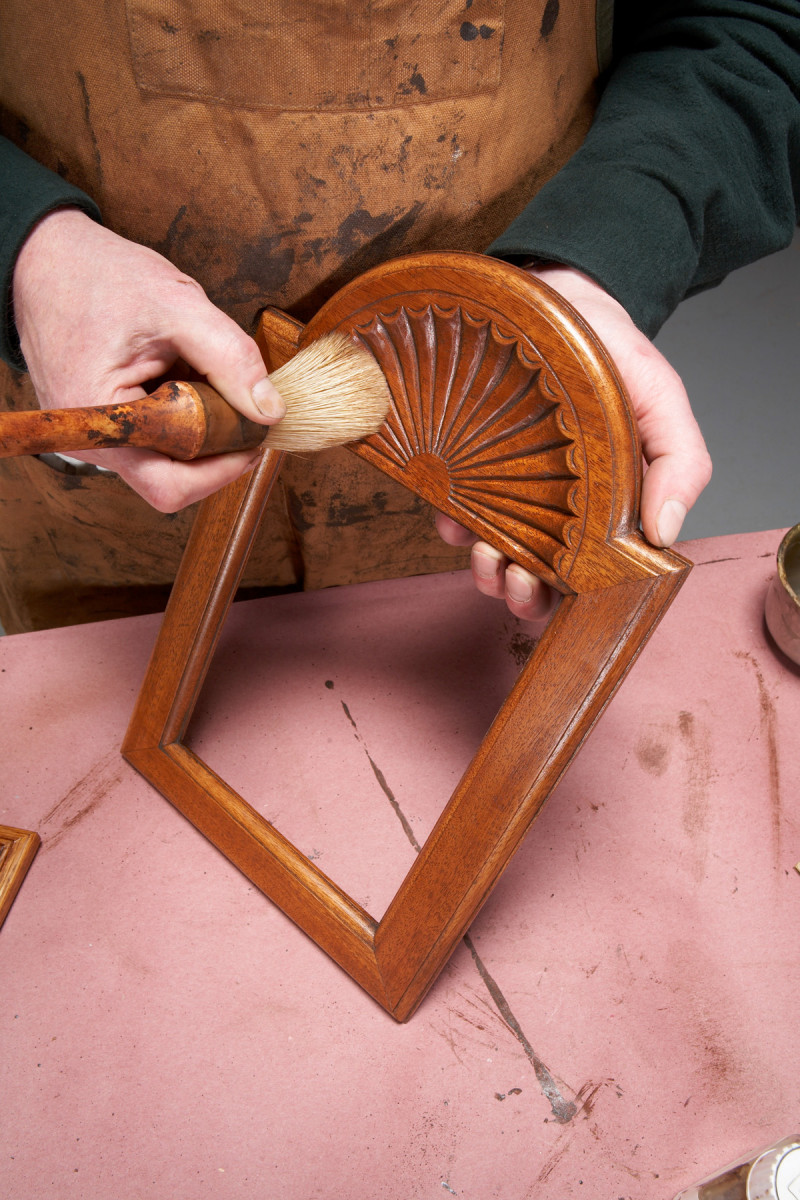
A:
654;227;800;541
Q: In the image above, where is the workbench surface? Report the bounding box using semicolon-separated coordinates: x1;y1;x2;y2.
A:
2;529;798;1199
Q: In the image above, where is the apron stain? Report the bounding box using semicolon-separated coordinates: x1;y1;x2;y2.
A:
75;71;103;188
399;68;428;97
326;490;391;527
540;0;560;39
285;488;317;534
220;232;297;304
460;22;496;41
331;207;398;259
159;204;189;259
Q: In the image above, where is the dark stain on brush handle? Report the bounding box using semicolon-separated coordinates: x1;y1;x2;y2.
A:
0;381;269;461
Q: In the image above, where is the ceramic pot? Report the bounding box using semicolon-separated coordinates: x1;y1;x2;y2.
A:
765;524;800;666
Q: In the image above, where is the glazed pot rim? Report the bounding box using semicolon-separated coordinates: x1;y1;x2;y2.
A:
777;522;800;606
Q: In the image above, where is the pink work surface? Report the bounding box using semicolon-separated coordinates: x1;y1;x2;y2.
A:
1;529;798;1199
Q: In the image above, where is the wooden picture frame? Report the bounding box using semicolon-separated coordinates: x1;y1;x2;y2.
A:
0;824;40;929
123;253;689;1021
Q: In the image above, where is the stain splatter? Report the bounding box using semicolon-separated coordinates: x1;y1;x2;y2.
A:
678;710;714;853
531;1080;618;1184
330;207;396;260
573;1078;603;1117
285;487;316;534
734;651;782;863
76;71;103;188
220;231;296;305
292;202;425;321
465;936;576;1122
460;21;495;41
340;701;421;851
695;555;742;568
340;695;579;1119
326;490;388;527
540;0;560;39
160;205;189;258
13;116;30;147
635;731;670;777
507;627;537;668
41;752;124;851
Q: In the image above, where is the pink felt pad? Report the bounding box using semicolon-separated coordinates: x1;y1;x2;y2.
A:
1;529;797;1199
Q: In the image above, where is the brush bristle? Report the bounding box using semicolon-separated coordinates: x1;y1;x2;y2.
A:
266;332;392;453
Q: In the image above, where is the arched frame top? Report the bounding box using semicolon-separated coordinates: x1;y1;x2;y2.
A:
303;252;645;593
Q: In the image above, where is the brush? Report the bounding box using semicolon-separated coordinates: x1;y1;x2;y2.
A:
0;332;392;460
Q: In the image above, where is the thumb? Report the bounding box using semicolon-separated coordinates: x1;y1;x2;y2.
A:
633;355;713;547
169;293;286;425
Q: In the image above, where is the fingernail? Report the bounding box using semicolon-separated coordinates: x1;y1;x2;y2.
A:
251;377;285;420
656;499;687;547
506;573;533;605
473;548;500;580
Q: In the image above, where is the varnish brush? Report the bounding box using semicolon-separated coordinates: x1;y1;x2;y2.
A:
0;332;392;461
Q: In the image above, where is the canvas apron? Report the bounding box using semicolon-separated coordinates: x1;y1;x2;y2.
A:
0;0;607;632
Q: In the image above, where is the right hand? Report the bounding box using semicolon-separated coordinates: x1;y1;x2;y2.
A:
12;207;285;511
437;265;713;624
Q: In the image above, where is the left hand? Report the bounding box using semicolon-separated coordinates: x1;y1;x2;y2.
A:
436;264;712;624
12;208;285;512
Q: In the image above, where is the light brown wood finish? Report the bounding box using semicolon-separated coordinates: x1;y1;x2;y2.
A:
123;252;690;1021
0;825;40;929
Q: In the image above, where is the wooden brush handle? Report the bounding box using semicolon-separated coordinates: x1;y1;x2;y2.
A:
0;381;268;461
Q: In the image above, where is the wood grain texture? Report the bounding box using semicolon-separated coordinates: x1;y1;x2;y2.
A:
300;253;644;592
0;824;40;929
123;252;690;1020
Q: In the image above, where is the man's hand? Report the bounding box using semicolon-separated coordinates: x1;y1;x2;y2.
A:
12;208;285;511
437;264;713;623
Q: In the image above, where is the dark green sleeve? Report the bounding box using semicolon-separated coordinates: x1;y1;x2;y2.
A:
0;136;102;369
488;1;800;337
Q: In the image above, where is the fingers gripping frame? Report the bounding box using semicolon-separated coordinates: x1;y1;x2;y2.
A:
122;253;689;1021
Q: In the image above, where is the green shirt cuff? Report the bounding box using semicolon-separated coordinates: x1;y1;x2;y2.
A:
1;136;102;369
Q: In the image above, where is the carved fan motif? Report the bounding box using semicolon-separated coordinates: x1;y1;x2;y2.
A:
350;302;587;577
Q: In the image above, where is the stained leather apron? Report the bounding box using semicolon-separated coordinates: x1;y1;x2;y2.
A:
0;0;607;632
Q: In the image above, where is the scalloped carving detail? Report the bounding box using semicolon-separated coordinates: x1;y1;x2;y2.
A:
352;303;587;575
